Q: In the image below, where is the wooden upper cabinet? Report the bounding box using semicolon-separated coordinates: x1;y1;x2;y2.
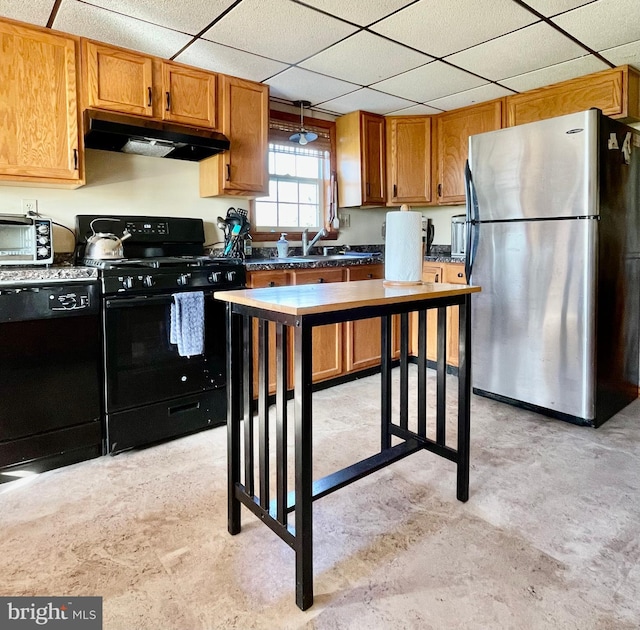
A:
0;20;82;186
386;116;432;205
436;99;503;205
84;41;153;116
506;66;640;127
161;61;216;128
200;75;269;197
336;111;386;207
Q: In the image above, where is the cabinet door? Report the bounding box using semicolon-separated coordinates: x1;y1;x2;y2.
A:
436;100;502;205
345;265;385;372
292;268;344;381
200;75;269;197
84;41;153;117
362;113;386;205
246;271;292;396
0;21;81;184
442;263;467;367
162;62;216;128
387;116;432;204
506;66;640;127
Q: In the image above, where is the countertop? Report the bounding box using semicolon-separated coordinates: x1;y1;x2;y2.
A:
245;254;465;271
0;265;98;286
215;278;480;316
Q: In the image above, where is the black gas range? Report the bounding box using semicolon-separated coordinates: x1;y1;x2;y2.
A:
75;215;245;454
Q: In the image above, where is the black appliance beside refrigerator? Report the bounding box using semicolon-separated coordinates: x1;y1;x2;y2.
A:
466;108;640;427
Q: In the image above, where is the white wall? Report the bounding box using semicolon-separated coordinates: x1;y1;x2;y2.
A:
0;148;464;253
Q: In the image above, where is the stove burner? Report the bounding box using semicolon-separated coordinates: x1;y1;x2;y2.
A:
82;255;238;270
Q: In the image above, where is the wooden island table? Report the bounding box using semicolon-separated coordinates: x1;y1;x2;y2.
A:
215;279;481;610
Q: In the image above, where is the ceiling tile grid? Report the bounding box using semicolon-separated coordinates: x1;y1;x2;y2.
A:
0;0;639;116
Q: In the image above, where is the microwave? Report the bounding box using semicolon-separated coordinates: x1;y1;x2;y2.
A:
0;214;53;265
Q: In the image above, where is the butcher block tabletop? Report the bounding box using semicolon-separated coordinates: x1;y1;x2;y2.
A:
214;279;480;316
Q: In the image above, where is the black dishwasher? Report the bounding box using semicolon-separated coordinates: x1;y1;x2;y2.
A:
0;281;102;481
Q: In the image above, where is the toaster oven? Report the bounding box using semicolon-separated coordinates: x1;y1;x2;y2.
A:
0;214;53;265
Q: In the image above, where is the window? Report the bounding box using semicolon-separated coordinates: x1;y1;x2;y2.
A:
250;110;336;241
254;143;329;230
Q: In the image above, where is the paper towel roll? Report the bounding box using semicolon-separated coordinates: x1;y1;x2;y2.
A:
384;209;423;285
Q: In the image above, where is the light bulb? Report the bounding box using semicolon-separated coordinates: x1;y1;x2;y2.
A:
299;134;308;146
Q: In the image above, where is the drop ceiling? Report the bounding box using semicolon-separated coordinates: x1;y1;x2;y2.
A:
2;0;639;116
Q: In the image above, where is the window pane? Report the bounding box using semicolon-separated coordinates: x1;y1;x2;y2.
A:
299;205;318;227
268;151;275;173
274;152;295;176
263;179;277;202
279;204;299;227
296;155;319;178
255;202;278;226
299;183;318;205
278;180;298;203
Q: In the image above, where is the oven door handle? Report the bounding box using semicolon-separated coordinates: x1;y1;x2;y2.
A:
105;293;213;309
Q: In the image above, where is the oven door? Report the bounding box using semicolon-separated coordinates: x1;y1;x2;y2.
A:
103;290;226;412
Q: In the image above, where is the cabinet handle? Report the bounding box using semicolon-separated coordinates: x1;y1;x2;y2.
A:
437;183;442;197
367;273;373;279
226;163;231;181
393;184;397;198
147;86;152;107
166;91;171;111
73;149;78;170
268;281;276;287
435;274;439;282
457;272;464;278
317;278;325;283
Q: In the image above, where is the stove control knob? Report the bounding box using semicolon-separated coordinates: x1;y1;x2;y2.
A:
143;275;155;288
37;246;50;257
208;271;222;284
177;273;191;286
226;271;236;282
122;276;134;289
37;236;48;245
37;224;50;235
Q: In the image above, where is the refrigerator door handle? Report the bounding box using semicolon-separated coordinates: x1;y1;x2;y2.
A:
464;160;479;281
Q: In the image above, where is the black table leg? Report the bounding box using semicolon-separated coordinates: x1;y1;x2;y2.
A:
381;315;392;450
226;304;243;534
457;295;471;502
294;322;314;610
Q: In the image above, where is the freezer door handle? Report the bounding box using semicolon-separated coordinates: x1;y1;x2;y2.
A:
464;160;479;281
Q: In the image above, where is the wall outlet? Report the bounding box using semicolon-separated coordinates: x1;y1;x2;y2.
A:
22;199;38;215
340;212;350;228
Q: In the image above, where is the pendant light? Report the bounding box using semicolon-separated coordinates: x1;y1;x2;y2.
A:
289;100;318;146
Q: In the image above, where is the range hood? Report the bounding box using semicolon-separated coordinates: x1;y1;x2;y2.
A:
83;109;230;161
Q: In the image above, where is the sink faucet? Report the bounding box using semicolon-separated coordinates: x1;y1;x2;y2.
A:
302;227;328;256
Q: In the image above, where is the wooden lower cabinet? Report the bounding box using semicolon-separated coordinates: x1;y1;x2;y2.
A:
246;264;401;393
410;262;466;367
344;264;400;372
291;268;345;382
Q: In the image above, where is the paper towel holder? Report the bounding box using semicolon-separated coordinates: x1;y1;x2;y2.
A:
383;204;424;287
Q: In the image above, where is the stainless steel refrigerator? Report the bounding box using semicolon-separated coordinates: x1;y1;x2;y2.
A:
465;109;640;427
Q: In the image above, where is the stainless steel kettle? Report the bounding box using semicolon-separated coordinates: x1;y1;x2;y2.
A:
84;218;131;260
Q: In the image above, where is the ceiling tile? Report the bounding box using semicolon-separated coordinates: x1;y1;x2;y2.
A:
317;88;415;115
297;0;417;26
266;67;359;106
553;0;640;51
0;0;53;26
522;0;595;17
175;40;288;83
299;31;431;86
500;55;610;92
599;39;640;68
425;84;513;111
386;104;443;116
372;61;486;103
82;0;237;36
54;0;191;58
370;0;538;58
446;22;587;81
202;0;358;64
